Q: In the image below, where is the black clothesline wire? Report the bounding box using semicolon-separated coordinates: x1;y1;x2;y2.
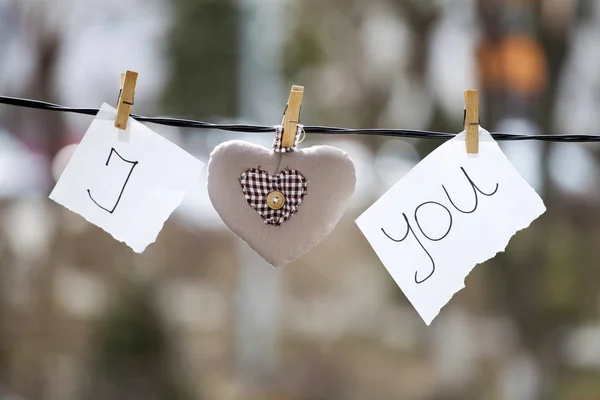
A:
1;95;599;143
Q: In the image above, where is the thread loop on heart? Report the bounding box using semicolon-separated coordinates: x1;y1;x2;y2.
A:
273;125;303;153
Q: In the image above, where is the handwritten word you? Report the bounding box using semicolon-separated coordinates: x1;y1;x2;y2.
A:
381;167;499;284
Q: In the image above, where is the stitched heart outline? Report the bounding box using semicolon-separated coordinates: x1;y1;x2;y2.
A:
240;168;308;226
208;140;356;267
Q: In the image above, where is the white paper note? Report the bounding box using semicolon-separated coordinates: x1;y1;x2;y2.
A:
50;103;204;253
356;128;545;325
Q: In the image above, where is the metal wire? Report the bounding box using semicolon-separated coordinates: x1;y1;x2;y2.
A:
1;95;599;143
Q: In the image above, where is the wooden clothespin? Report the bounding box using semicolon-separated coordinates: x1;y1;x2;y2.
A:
115;70;138;130
464;90;479;154
281;85;304;148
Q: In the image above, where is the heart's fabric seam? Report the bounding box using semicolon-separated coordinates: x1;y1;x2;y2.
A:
240;167;308;226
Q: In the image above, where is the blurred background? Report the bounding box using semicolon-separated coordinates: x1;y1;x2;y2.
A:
0;0;600;399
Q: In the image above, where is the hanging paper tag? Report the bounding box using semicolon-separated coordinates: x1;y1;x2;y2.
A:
356;128;545;325
50;103;203;253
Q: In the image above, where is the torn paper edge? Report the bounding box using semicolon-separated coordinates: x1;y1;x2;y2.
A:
49;182;199;253
422;203;546;325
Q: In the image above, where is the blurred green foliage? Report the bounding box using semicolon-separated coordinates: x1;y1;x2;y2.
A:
83;283;194;400
163;0;240;119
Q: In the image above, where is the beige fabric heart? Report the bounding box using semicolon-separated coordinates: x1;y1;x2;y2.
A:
207;140;356;267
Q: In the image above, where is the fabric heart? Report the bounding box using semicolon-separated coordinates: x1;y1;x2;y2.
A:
240;168;308;226
207;140;356;267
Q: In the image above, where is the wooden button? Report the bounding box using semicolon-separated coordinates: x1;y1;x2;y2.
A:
267;191;285;210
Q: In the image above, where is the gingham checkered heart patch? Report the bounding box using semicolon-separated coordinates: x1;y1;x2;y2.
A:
240;168;308;226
